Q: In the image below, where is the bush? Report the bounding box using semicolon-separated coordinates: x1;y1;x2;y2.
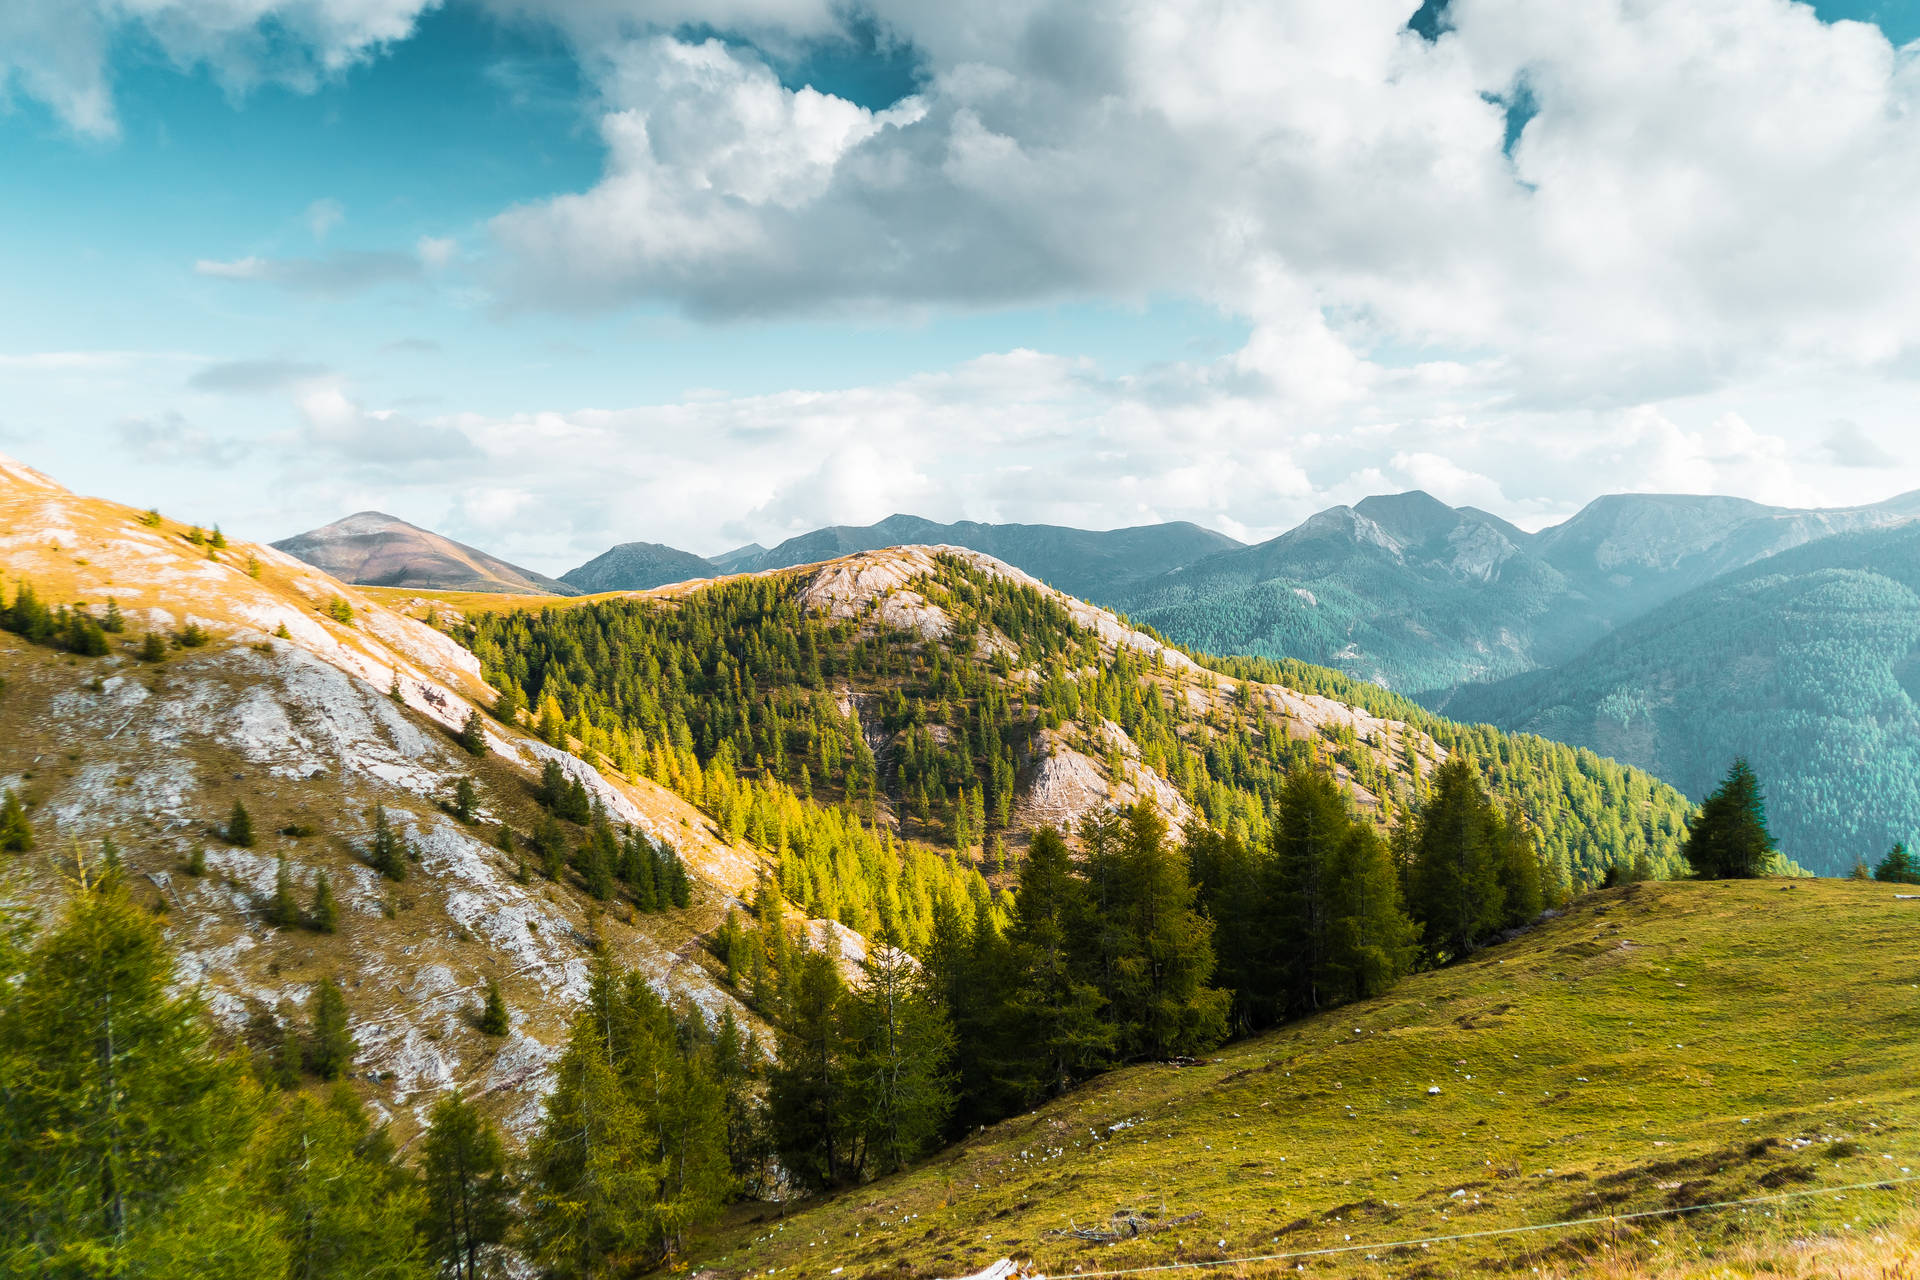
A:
178;622;210;648
327;597;354;626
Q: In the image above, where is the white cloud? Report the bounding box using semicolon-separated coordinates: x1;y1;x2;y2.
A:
484;0;1920;418
0;0;436;138
305;197;344;239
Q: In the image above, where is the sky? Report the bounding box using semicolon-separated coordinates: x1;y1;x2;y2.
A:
2;0;1919;573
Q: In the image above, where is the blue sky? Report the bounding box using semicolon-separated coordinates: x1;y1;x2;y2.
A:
3;1;1919;571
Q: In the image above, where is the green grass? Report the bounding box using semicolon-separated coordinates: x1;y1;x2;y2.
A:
684;880;1920;1278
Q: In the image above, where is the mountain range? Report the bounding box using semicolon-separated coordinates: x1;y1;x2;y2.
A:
276;485;1920;873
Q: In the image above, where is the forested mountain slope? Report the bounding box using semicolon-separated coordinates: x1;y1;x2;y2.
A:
274;511;579;596
1120;488;1920;698
1448;523;1920;877
1120;492;1600;693
558;540;719;592
461;543;1695;918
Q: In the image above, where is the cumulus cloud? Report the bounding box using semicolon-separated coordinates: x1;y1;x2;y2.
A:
483;0;1920;416
297;383;481;467
0;0;435;138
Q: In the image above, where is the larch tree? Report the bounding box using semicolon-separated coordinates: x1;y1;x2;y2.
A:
1683;758;1778;880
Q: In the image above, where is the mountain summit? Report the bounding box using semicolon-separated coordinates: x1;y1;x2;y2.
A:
274;511;578;597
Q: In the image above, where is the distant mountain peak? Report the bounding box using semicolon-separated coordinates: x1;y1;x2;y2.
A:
274;513;576;597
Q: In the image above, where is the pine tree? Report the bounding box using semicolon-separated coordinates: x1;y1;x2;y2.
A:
524;1021;656;1279
1322;824;1416;1005
102;597;125;633
140;631;167;662
1081;806;1228;1061
308;978;356;1081
225;798;256;848
420;1093;512;1280
209;525;228;549
1683;758;1777;880
1003;826;1111;1097
368;805;408;882
458;709;488;757
254;1085;427;1280
1874;842;1920;884
1268;769;1351;1015
0;788;31;852
1406;757;1507;960
491;683;523;724
847;925;955;1175
713;1008;767;1191
0;880;270;1276
533;814;568;881
270;855;301;927
185;845;207;876
479;977;510;1036
767;949;855;1190
310;871;339;934
453;777;478;823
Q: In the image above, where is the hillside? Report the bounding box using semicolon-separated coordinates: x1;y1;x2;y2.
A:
458;543;1696;925
0;456;804;1142
683;878;1920;1278
1447;523;1920;877
559;540;718;592
274;511;579;597
669;513;1246;602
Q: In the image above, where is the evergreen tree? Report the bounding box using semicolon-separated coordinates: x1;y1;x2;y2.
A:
533;814;568;881
478;977;510;1036
270;855;301;928
457;709;488;757
140;631;167;662
0;788;31;852
1321;824;1416;1005
254;1085;428;1280
1494;807;1545;928
1003;826;1111;1097
419;1093;512;1280
1406;757;1507;960
712;1009;767;1192
491;683;523;724
1185;824;1269;1033
1683;758;1777;880
1268;769;1351;1015
185;845;207;877
368;805;408;882
846;926;955;1175
1081;806;1228;1060
310;870;339;934
767;949;855;1190
0;880;271;1277
524;1023;656;1279
308;978;356;1081
101;597;125;633
226;798;256;848
452;777;478;823
1874;842;1920;884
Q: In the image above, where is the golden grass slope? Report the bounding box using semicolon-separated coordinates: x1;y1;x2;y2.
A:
682;879;1920;1279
